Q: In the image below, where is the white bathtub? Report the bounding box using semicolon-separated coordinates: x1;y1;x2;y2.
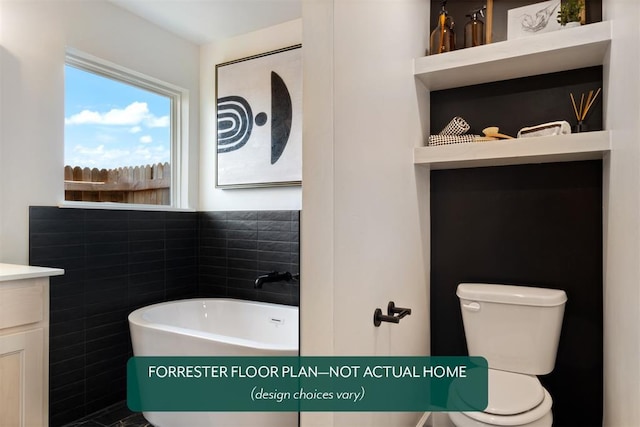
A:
128;298;299;427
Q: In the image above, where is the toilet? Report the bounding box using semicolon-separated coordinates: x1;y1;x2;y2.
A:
448;283;567;427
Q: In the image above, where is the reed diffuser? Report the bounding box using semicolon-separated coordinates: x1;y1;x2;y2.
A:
570;88;601;133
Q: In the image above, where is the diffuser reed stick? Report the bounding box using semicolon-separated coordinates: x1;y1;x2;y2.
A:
570;88;601;132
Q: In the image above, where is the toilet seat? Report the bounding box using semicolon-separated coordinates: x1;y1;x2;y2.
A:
451;370;553;426
450;388;552;426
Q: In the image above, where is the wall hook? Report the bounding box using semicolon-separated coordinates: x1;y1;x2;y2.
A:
387;301;412;319
373;301;412;327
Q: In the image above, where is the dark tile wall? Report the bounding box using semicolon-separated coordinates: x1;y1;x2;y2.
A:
29;207;198;426
28;207;300;427
199;210;300;306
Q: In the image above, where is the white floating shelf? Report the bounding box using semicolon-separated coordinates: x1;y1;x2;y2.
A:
414;21;612;91
414;131;611;170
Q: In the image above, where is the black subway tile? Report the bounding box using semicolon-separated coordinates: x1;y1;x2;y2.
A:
31;244;85;261
227;257;258;270
50;355;85;378
258;261;292;273
50;281;85;299
227;229;258;240
30;206;84;221
84;209;129;221
227;238;258;250
257;250;292;263
165;265;197;279
257;220;292;232
85;230;128;243
227;211;258;221
258;241;291;253
257;230;294;242
30;219;82;234
50;343;85;365
200;211;227;221
198;275;227;288
50;318;84;338
50;307;85;326
128;270;164;287
226;287;258;301
227;220;258;231
128;210;165;221
199;284;227;298
50;368;84;393
257;210;292;221
227;248;258;260
30;232;84;248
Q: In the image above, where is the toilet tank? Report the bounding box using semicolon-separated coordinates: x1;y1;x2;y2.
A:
457;283;567;375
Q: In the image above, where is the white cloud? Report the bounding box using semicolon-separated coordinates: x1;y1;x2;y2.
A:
140;135;153;144
68;142;169;170
72;144;131;161
65;102;169;128
145;115;170;128
130;126;142;134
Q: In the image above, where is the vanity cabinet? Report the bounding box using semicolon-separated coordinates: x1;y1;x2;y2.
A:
413;20;612;169
0;264;63;427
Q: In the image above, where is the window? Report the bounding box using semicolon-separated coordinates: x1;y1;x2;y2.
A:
64;50;184;207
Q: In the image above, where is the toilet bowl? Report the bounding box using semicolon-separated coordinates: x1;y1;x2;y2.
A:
449;283;567;427
448;369;553;427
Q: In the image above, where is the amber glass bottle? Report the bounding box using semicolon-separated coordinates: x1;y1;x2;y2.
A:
464;8;485;48
429;1;455;55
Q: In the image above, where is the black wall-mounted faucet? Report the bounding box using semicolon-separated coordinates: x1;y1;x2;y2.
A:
254;271;299;289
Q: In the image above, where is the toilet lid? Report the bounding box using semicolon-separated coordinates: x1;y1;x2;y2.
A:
486;370;545;415
458;369;545;415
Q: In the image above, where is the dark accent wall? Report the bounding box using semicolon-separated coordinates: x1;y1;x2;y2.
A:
28;207;300;427
430;161;603;427
199;210;300;306
430;66;603;138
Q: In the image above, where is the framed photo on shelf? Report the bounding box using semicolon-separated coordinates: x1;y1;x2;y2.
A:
215;45;302;188
507;0;562;40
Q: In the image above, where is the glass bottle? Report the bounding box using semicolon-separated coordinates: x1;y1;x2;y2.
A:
429;0;455;55
464;7;485;48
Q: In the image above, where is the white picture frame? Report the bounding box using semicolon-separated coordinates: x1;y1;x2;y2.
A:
507;0;562;40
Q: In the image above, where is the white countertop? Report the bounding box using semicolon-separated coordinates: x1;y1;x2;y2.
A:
0;263;64;282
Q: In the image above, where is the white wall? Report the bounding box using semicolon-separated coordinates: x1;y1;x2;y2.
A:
0;0;200;265
602;1;640;425
199;19;302;211
303;0;640;426
301;0;430;426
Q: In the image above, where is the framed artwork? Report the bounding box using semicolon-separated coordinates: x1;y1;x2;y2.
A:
507;0;561;40
215;45;302;188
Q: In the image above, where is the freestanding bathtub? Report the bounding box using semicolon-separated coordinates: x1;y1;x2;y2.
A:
128;298;299;427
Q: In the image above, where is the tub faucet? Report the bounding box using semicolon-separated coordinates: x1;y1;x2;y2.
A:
254;271;298;289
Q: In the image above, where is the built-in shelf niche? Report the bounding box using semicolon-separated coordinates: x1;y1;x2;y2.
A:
414;21;611;170
414;130;610;169
415;20;611;91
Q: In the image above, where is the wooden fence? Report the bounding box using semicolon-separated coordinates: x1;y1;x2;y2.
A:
64;162;170;205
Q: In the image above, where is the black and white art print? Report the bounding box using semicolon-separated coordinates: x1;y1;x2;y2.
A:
215;45;302;188
507;0;561;40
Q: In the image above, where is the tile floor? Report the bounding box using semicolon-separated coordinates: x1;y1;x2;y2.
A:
61;401;152;427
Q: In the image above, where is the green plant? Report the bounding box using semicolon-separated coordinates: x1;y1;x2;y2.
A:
557;0;583;25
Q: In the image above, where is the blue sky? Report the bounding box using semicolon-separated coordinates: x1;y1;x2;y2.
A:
64;65;171;170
